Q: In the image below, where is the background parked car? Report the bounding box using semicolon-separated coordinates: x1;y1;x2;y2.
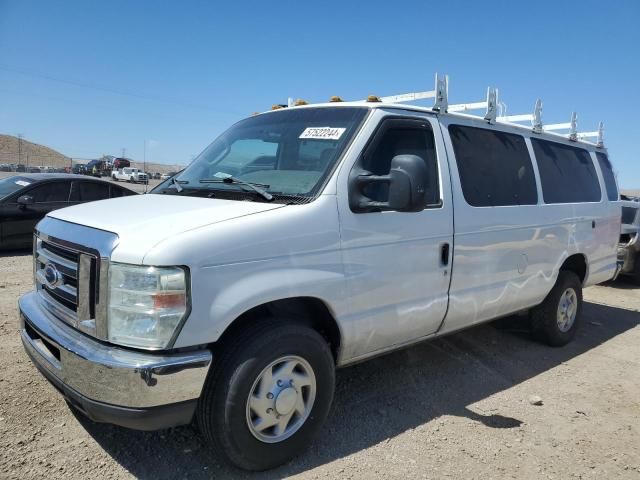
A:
85;159;109;177
112;157;131;170
112;167;148;183
72;164;87;175
0;174;136;249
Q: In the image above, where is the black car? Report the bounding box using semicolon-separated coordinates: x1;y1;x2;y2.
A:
85;159;108;177
72;164;87;175
0;174;136;250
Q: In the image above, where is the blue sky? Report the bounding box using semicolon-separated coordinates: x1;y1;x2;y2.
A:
0;0;639;186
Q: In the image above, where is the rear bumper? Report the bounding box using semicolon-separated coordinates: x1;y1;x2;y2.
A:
19;291;212;430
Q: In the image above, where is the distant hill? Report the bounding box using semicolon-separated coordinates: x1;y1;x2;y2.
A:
99;156;185;175
0;134;71;168
0;134;185;174
621;190;640;198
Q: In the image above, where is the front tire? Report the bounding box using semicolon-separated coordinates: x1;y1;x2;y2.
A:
530;271;583;347
197;320;335;471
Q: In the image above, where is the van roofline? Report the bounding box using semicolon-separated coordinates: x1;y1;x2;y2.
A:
257;102;605;150
258;73;606;149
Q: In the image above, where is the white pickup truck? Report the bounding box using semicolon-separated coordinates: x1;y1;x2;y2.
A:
19;78;621;470
112;167;148;184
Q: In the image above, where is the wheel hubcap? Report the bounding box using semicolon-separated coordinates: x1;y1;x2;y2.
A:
557;287;578;332
246;355;316;443
275;387;297;415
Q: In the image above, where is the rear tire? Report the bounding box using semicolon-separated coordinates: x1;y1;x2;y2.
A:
197;320;335;471
530;271;582;347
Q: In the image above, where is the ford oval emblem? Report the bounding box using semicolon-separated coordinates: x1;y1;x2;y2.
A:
43;263;63;289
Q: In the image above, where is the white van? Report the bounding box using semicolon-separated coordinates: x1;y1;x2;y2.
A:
19;77;621;470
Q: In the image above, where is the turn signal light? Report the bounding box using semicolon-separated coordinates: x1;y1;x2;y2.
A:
152;292;186;309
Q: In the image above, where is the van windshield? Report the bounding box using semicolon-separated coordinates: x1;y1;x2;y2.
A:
165;107;368;202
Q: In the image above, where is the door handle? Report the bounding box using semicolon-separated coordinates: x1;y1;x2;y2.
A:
440;243;450;266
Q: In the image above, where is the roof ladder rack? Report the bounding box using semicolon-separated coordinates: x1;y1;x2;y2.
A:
447;86;499;124
371;73;450;111
543;112;578;140
283;73;605;147
379;90;437;103
576;122;604;147
497;99;543;133
432;73;449;112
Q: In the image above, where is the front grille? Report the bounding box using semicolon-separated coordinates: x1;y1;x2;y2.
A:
34;238;98;336
622;206;638;225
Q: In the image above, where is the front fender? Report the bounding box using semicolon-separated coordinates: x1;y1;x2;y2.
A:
173;260;347;349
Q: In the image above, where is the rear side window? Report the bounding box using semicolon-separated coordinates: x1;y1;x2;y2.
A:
71;182;110;201
448;125;537;207
531;139;601;203
596;152;618;201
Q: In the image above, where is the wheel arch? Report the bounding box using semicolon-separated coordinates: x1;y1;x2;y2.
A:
213;296;343;362
559;253;588;285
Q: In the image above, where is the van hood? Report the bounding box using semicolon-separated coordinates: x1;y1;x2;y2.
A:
47;194;286;263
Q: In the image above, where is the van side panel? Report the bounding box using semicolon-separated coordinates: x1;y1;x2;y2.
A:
585;151;621;285
438;119;615;335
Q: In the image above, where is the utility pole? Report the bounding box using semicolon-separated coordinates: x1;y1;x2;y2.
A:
121;148;126;159
143;140;148;193
17;133;23;166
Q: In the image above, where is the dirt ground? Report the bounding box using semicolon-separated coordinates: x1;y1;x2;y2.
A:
0;251;638;480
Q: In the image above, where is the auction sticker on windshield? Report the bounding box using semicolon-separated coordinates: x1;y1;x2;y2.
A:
299;127;346;140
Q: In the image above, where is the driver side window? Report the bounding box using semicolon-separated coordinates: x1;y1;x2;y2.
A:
26;182;70;203
361;121;439;205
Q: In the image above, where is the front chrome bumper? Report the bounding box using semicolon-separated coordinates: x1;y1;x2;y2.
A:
19;291;211;427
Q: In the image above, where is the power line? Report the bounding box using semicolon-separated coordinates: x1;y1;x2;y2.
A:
0;64;245;115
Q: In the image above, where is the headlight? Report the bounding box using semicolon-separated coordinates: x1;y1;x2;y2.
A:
107;263;188;349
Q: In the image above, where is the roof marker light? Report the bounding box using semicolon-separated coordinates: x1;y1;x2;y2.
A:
366;95;381;102
294;99;308;106
330;96;343;102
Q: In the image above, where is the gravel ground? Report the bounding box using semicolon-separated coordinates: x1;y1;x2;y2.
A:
0;251;639;479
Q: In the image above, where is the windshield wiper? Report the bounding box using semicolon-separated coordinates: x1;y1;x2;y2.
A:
199;177;273;201
171;177;187;192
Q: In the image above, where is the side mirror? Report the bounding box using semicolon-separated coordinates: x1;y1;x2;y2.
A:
350;154;428;212
17;195;34;207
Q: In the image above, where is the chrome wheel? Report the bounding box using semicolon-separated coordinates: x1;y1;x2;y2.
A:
556;287;578;332
246;355;316;443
